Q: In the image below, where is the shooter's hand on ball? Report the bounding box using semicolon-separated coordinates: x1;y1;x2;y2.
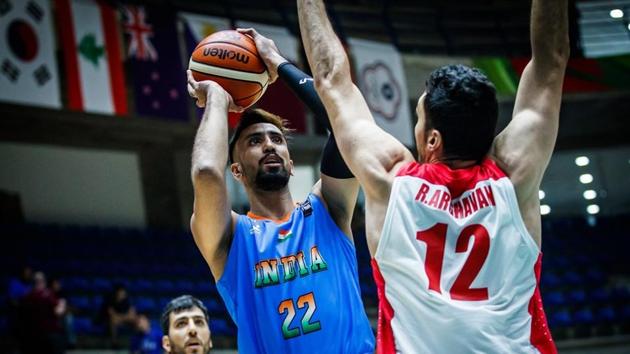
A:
187;70;244;112
237;28;286;84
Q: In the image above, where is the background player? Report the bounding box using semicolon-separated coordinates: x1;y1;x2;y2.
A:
298;0;568;352
160;295;213;354
186;29;374;352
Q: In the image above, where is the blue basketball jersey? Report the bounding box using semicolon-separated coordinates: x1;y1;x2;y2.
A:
216;194;374;353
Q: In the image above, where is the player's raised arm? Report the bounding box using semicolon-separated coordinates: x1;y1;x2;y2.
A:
188;71;240;280
297;0;413;201
491;0;569;203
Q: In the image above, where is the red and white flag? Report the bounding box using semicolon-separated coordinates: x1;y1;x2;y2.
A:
56;0;127;115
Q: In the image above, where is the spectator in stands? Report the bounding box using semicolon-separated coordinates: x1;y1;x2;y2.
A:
99;283;137;348
7;265;32;353
130;313;163;354
18;271;67;354
49;277;77;348
8;265;32;304
160;295;213;354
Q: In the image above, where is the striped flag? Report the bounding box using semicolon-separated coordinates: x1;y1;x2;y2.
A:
56;0;127;115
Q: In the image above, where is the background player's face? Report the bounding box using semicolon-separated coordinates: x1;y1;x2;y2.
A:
162;307;212;354
233;123;293;191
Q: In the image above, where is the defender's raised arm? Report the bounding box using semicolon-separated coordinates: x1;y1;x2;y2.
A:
297;0;412;201
491;0;570;245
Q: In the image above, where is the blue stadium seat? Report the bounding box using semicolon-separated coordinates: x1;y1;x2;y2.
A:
567;289;587;306
92;278;112;292
585;269;605;286
543;291;565;308
158;297;171;312
589;287;611;304
175;280;195;293
548;310;572;328
65;277;91;292
69;296;91;312
196;280;217;295
74;317;93;335
91;295;103;310
621;305;630;321
596;306;617;323
202;298;226;316
136;297;157;314
540;272;562;289
155;280;175;293
210;318;236;336
573;308;595;326
0;316;7;333
612;287;630;303
563;271;583;287
136;279;155;293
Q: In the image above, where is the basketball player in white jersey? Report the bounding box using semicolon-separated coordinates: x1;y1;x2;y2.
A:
298;0;568;352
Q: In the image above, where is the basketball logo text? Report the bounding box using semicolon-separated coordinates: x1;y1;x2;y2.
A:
203;47;250;64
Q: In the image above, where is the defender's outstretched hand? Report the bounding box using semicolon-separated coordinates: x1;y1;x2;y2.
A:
237;28;287;84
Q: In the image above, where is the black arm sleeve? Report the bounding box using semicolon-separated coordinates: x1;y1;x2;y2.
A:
277;62;354;179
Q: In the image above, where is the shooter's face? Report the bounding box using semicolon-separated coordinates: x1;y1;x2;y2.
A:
233;123;293;191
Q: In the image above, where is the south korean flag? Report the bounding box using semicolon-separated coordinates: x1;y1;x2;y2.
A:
0;0;60;108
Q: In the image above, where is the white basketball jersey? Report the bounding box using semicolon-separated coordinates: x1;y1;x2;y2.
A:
373;159;556;354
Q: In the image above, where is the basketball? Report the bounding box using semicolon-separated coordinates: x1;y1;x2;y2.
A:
188;30;270;108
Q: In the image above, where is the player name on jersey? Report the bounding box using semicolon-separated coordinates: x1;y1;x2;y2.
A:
414;181;496;219
254;246;328;288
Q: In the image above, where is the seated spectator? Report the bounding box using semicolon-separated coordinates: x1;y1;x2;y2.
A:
49;277;77;349
18;272;66;354
160;295;213;354
131;313;163;354
98;283;137;348
7;266;32;353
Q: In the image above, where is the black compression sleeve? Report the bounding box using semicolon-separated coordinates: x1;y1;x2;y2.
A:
277;62;353;179
277;62;329;130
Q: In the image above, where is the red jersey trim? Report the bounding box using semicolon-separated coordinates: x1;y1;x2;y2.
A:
528;254;557;354
371;259;396;354
396;159;507;199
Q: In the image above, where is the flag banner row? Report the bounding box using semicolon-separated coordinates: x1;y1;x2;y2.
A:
2;1;629;141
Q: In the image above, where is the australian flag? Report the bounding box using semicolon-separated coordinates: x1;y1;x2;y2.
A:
121;5;188;121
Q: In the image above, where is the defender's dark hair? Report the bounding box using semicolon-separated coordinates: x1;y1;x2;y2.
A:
228;108;292;163
424;64;498;162
160;295;210;335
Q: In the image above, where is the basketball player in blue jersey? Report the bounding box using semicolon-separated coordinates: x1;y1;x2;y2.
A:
185;30;375;353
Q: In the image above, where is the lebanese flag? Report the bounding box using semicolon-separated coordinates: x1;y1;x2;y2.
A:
56;0;127;115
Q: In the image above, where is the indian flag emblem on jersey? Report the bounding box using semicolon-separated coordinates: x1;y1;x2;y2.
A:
278;229;293;242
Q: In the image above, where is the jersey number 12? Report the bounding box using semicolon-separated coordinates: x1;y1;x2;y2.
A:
417;223;490;301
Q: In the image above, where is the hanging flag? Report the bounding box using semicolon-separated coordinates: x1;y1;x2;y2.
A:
0;0;60;108
121;5;188;121
236;20;305;133
348;38;414;146
56;0;127;115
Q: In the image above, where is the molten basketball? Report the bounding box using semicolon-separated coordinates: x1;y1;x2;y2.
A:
189;30;270;108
